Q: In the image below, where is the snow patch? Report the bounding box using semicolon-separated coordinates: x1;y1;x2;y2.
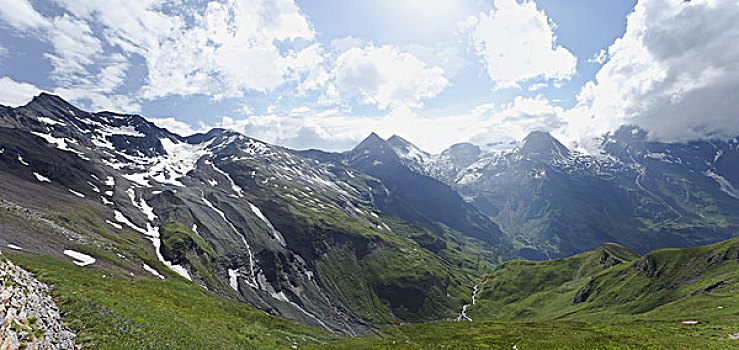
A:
63;249;96;266
142;224;192;281
228;269;239;291
31;131;80;155
114;210;146;234
705;170;739;200
37;116;62;125
68;189;85;198
201;194;258;288
33;172;50;183
7;244;22;250
271;291;290;303
99;125;145;138
714;149;724;163
143;264;165;279
145;138;212;186
209;160;244;196
87;181;100;193
106;220;123;229
248;202;286;246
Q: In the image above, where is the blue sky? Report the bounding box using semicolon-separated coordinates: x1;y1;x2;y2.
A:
1;0;737;153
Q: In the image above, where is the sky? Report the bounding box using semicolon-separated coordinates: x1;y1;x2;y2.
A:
0;0;737;153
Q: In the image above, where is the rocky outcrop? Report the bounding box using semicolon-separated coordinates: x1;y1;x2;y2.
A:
0;254;77;350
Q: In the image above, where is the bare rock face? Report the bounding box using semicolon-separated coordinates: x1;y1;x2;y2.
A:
0;253;78;350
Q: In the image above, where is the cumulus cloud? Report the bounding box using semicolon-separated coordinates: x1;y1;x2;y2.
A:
158;95;563;154
0;77;43;107
146;117;207;136
333;44;449;109
568;0;739;143
0;1;136;111
52;0;318;100
0;0;49;30
0;0;323;107
467;96;566;150
463;0;577;89
587;49;608;65
44;14;103;86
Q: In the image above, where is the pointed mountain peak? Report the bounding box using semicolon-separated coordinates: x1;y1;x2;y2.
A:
349;132;403;166
353;132;388;151
27;93;73;108
385;135;433;171
387;134;422;153
23;93;83;121
387;134;410;146
520;131;570;161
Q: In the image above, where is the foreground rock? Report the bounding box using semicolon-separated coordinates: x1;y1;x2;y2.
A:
0;253;77;349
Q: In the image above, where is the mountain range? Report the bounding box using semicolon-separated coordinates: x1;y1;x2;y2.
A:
1;94;738;346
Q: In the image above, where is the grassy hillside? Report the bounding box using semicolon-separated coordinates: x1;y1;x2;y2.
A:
469;242;641;320
310;238;739;349
471;237;739;322
310;319;738;349
6;251;339;349
4;237;739;349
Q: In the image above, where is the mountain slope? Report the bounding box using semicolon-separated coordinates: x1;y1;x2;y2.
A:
347;134;506;247
385;129;739;259
0;94;495;334
470;237;739;322
298;133;510;263
311;237;739;349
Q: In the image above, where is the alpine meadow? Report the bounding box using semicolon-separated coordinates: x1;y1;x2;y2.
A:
0;0;738;349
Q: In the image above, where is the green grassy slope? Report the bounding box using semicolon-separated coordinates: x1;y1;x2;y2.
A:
310;319;738;350
5;237;739;349
310;239;739;349
470;242;641;320
5;252;339;349
471;238;739;322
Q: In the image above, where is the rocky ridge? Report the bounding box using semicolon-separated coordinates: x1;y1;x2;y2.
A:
0;253;77;350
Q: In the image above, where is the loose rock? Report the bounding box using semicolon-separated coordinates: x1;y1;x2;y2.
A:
0;253;78;349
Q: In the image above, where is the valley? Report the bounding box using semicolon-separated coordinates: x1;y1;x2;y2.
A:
0;94;738;348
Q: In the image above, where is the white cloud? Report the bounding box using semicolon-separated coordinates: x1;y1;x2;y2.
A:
0;0;49;30
0;1;135;111
587;49;608;64
181;95;565;153
0;77;43;107
43;14;103;86
468;96;566;150
52;0;319;100
405;43;467;79
463;0;577;89
146;117;205;136
569;0;739;143
528;83;548;92
334;44;449;109
330;36;363;52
